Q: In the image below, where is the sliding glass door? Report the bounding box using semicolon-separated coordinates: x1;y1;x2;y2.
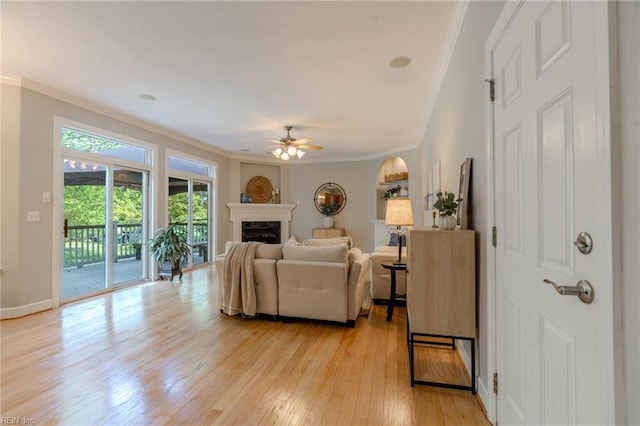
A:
168;177;211;267
192;181;210;265
59;122;152;302
112;168;147;286
62;162;149;299
168;177;189;268
63;160;108;299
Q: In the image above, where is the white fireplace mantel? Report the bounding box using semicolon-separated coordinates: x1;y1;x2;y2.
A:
227;203;297;242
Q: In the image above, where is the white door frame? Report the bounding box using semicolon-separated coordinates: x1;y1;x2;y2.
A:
484;1;622;423
52;117;155;306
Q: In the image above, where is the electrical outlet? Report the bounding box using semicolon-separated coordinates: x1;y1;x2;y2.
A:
27;211;40;222
42;192;51;203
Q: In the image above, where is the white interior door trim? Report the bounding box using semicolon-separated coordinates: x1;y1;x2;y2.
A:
591;1;622;422
482;3;525;422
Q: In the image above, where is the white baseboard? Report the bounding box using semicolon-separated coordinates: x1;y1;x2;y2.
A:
0;299;53;319
477;376;495;424
457;340;495;424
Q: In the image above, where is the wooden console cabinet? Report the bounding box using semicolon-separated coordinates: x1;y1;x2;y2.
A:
312;228;346;239
406;228;476;392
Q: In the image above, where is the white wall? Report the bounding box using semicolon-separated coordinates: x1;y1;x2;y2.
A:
418;0;505;414
0;84;22;307
618;2;640;423
287;160;373;250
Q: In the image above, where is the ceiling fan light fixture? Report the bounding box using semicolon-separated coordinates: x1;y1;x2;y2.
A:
269;126;320;161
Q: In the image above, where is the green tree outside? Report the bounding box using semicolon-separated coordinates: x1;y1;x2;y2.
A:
62;128;123;152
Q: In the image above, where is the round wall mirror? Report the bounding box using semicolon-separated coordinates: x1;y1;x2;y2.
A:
314;182;347;216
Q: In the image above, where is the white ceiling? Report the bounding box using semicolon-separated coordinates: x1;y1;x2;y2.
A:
2;1;459;162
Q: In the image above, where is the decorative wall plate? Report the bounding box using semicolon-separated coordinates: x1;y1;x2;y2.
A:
246;176;273;203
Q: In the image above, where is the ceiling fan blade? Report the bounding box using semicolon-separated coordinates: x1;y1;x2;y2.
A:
298;144;323;151
266;139;283;144
293;138;313;144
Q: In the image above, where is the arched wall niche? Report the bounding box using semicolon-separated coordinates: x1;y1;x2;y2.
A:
375;156;409;220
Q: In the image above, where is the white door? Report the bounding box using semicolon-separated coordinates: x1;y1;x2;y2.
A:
491;1;615;424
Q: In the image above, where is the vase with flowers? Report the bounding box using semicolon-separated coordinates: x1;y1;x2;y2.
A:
320;202;340;228
433;191;461;230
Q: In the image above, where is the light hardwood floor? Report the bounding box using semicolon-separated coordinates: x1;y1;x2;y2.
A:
1;266;489;425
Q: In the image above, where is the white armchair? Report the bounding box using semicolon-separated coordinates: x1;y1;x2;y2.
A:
371;246;407;303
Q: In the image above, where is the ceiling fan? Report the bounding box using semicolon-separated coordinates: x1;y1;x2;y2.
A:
267;125;323;160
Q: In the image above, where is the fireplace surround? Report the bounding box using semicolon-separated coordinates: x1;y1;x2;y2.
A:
227;203;296;242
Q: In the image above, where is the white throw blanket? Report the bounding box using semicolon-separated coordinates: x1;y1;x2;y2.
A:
220;242;261;317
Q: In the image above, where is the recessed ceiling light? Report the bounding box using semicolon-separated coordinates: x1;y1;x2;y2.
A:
239;149;249;152
139;94;157;101
389;56;412;68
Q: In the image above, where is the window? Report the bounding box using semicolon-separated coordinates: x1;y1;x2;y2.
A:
167;153;215;267
62;127;148;164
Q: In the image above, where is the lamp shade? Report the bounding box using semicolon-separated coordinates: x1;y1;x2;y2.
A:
385;198;414;226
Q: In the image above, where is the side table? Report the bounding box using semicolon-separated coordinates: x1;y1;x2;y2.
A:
381;262;407;321
312;228;346;239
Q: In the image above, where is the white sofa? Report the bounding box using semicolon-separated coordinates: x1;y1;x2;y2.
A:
215;238;370;327
370;245;407;303
215;242;283;317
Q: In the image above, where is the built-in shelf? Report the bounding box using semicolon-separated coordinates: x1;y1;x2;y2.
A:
378;179;408;187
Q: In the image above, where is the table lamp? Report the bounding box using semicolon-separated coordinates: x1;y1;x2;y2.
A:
385;198;414;265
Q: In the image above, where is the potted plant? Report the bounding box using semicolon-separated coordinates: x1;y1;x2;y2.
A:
383;185;402;200
434;191;461;230
148;224;191;280
320;202;340;228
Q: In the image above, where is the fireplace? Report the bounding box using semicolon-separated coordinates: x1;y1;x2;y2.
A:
242;221;281;243
227;203;296;242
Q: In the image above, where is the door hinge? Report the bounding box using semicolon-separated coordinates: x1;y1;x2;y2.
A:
485;78;495;102
492;226;497;247
493;372;499;394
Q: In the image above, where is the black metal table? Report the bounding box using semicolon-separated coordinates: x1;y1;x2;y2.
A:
381;261;407;321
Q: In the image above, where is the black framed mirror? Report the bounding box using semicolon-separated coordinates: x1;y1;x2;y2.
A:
313;182;347;216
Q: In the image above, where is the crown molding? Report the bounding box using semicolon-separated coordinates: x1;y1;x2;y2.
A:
1;75;23;86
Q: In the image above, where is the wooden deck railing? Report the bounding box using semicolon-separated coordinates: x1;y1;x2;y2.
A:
64;222;208;268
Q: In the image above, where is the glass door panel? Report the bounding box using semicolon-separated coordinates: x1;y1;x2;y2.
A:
192;181;210;265
168;177;189;267
63;160;107;299
168;176;212;267
112;168;146;286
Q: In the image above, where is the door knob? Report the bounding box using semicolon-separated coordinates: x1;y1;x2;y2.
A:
543;279;594;304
